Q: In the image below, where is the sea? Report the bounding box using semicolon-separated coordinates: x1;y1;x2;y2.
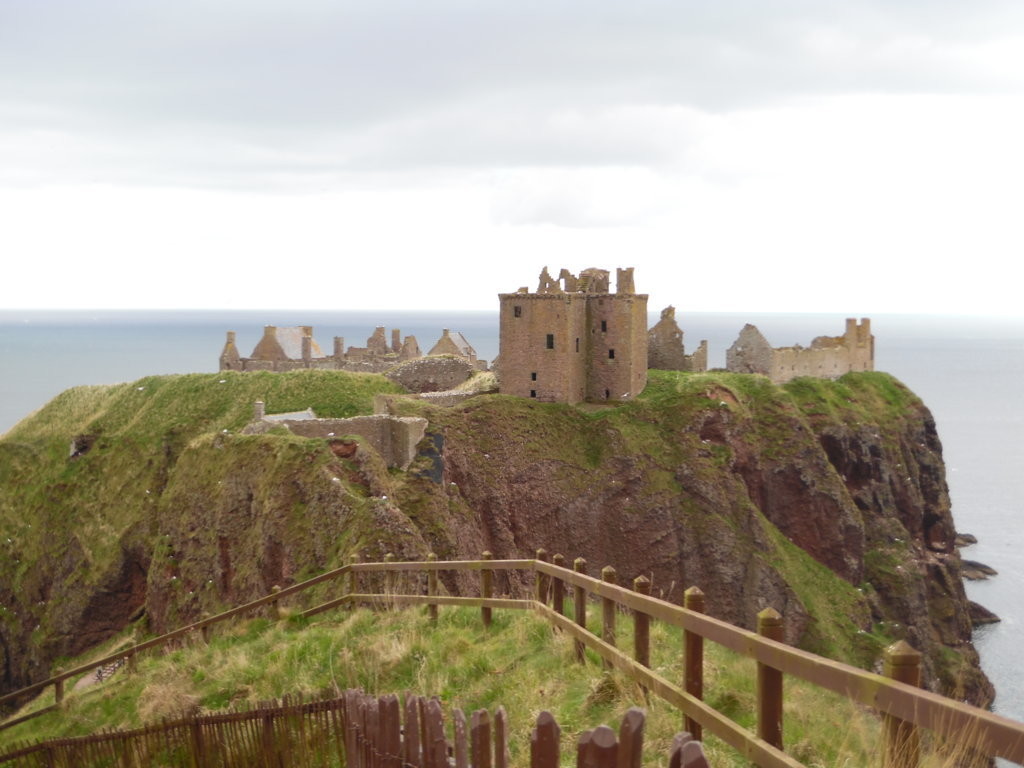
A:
1;309;1022;724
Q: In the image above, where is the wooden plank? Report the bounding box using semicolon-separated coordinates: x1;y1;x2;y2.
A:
403;693;422;768
471;709;491;768
494;706;509;768
350;559;534;572
578;725;617;768
379;694;402;768
530;711;560;768
339;595;533;610
422;698;448;768
617;708;644;768
453;709;469;768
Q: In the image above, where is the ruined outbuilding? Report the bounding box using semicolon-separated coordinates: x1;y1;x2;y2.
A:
243;401;427;471
726;319;874;384
220;325;482;374
498;266;648;403
647;306;708;373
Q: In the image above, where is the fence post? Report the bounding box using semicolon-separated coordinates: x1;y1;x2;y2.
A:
350;554;361;607
756;607;784;750
494;706;510;768
481;551;493;628
601;566;617;670
633;575;651;696
531;711;560;768
471;709;492;768
883;640;922;768
573;558;587;663
53;669;64;707
551;554;565;619
426;553;438;625
683;586;705;740
384;553;396;608
270;584;283;620
535;549;550;605
618;707;645;768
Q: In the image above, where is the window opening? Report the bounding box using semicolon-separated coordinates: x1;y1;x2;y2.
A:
514;306;522;318
546;334;554;349
531;372;537;381
575;338;580;353
609;349;615;359
530;390;537;398
601;320;607;332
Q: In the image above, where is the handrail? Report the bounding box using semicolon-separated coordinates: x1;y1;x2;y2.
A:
3;553;1024;767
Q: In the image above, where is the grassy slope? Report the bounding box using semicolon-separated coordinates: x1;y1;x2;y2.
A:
0;371;405;665
0;603;882;768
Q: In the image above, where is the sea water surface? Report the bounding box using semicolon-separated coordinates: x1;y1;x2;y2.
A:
1;309;1022;723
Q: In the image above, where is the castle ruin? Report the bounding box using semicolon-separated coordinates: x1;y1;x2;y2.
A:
647;306;708;373
498;267;648;403
726;319;874;384
219;325;483;374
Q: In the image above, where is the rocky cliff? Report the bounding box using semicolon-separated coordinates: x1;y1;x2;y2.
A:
0;369;993;713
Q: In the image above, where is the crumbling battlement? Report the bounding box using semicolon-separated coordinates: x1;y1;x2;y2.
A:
726;319;874;384
243;402;428;470
220;325;482;374
498;266;648;404
647;306;708;373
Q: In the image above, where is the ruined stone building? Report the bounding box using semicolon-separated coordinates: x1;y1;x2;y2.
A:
219;324;481;374
726;319;874;384
498;267;648;403
428;329;485;370
647;306;708;372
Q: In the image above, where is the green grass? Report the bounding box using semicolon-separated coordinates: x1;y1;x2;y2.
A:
1;602;891;768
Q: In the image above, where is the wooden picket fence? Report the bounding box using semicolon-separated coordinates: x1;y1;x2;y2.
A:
4;552;1024;767
0;689;710;768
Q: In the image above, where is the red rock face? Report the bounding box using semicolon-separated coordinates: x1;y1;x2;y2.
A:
387;378;991;706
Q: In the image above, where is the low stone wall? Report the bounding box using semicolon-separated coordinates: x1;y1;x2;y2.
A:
386;356;475;393
246;414;427;470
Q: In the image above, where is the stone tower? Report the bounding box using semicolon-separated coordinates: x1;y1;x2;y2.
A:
498;267;648;403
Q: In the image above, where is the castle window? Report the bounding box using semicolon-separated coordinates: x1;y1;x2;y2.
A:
601;320;607;332
531;372;537;381
514;305;522;318
575;338;579;353
608;349;615;359
530;390;537;398
605;389;610;399
546;334;554;349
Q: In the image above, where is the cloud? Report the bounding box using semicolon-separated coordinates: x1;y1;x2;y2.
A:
3;0;1024;189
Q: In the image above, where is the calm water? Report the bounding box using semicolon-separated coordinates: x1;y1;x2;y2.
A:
1;310;1022;721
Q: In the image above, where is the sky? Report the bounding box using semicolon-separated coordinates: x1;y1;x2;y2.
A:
2;1;1023;314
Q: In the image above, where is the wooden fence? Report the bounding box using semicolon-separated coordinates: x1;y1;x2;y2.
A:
4;552;1024;767
0;689;710;768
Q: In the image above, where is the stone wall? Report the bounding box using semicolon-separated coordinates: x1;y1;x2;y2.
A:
385;356;475;394
244;409;428;470
726;319;874;384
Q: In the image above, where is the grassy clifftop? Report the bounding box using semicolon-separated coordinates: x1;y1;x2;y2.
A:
0;368;988;717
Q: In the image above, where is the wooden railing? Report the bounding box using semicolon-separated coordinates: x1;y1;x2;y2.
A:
3;553;1024;767
0;689;711;768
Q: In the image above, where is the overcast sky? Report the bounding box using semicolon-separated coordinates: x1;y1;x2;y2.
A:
2;0;1022;314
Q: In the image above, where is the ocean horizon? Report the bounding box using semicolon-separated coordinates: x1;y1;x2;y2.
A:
2;308;1022;727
